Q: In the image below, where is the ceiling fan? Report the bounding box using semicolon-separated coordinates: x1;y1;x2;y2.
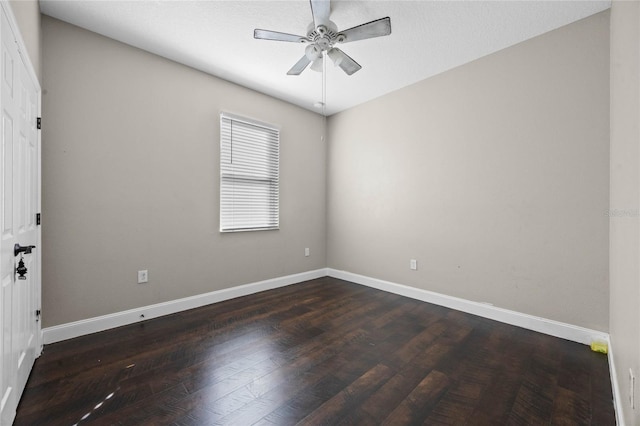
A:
254;0;391;76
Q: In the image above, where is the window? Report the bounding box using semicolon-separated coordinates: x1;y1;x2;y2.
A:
220;113;279;232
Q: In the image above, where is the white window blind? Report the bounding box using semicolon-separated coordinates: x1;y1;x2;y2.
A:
220;113;279;232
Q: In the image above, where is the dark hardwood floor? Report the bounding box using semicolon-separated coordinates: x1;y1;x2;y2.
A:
15;277;615;425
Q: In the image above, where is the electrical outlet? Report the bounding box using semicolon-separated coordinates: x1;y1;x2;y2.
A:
305;248;310;257
630;369;636;409
137;270;148;284
410;259;417;270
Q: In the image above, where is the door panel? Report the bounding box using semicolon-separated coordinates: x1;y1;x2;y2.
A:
0;18;16;421
15;52;37;401
0;6;41;424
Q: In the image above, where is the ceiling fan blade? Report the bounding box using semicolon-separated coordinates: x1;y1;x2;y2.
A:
338;17;391;43
327;48;361;76
310;0;330;28
287;55;312;75
254;29;307;43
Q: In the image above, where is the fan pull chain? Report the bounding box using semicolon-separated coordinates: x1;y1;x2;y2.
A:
322;52;327;138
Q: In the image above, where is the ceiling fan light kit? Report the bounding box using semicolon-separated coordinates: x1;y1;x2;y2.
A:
310;57;324;72
254;0;392;76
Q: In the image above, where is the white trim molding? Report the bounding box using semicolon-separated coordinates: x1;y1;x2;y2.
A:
607;338;625;426
327;268;609;346
43;268;327;344
46;267;611;347
43;267;619;421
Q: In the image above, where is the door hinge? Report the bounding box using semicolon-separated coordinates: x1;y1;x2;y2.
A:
35;309;41;322
37;117;41;130
36;213;40;225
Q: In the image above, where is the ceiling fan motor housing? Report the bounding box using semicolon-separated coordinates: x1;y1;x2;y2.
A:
306;21;342;52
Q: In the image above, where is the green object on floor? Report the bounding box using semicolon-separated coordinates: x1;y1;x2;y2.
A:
590;341;608;354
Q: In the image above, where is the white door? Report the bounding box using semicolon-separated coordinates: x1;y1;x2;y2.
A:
0;4;41;425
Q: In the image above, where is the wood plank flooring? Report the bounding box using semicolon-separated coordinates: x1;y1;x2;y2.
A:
14;277;615;425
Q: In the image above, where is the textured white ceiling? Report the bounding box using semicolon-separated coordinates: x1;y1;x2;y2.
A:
39;0;611;116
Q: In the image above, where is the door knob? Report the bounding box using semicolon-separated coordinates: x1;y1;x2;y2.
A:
14;243;36;257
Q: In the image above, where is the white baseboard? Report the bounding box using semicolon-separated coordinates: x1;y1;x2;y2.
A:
42;268;617;348
43;268;328;344
327;268;608;346
45;267;609;347
44;267;620;422
607;338;625;426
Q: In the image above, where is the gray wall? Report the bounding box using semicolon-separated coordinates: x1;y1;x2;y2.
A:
24;5;640;422
327;12;610;331
609;1;640;424
41;16;326;327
